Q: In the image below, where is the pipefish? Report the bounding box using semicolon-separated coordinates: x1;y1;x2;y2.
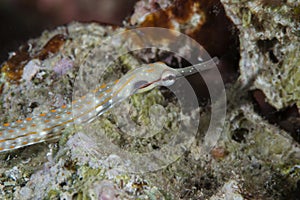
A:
0;58;217;152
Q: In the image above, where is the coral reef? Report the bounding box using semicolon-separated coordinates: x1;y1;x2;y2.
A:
0;0;299;199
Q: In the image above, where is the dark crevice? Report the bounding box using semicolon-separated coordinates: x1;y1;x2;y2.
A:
268;50;279;63
257;38;280;63
252;89;300;143
232;128;248;143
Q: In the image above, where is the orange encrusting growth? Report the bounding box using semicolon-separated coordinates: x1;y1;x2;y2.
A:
1;34;67;84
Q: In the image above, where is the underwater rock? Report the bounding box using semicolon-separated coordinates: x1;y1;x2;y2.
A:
0;0;299;199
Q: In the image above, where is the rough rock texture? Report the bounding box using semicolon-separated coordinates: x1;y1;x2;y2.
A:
0;0;299;199
221;0;300;109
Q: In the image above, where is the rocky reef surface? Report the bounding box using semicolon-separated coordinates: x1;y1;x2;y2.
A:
0;0;299;199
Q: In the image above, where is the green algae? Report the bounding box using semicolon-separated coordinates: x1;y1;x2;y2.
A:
281;48;300;108
45;189;60;200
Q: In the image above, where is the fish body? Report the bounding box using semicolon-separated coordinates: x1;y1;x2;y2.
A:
0;58;217;152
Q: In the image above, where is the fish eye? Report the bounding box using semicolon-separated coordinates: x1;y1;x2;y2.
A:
161;71;176;86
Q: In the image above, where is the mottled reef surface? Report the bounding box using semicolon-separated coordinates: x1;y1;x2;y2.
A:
0;0;299;199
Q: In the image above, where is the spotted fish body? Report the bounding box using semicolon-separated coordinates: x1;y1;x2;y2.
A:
0;82;115;152
0;59;217;152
